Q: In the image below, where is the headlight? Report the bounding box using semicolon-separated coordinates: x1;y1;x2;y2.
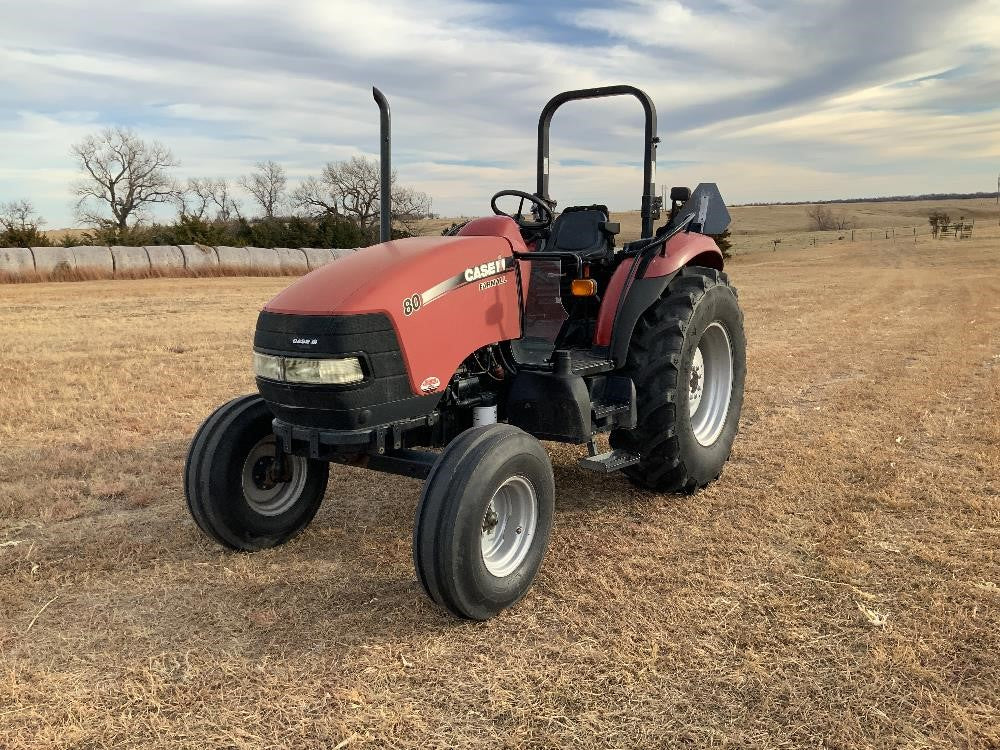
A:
253;352;364;385
284;356;364;385
253;352;284;381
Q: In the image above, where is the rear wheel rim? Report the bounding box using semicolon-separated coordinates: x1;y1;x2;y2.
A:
241;435;309;516
688;322;734;447
480;475;538;577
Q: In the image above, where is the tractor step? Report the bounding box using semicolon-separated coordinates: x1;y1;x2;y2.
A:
519;348;615;376
592;399;631;421
566;349;615;376
578;449;641;473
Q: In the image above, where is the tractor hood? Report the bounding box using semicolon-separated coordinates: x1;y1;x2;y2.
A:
265;235;514;316
260;234;524;399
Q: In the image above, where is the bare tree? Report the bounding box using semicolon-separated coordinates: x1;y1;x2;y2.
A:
806;204;853;231
928;209;950;238
71;127;181;230
0;199;49;247
833;212;854;231
208;179;241;221
240;160;286;218
291;155;432;234
0;199;45;232
182;177;242;221
806;205;834;231
292;175;341;218
182;177;213;220
391;183;434;235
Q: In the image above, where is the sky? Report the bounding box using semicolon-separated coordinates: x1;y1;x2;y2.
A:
2;0;999;228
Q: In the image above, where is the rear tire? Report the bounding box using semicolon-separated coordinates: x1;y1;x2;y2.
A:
610;266;746;492
185;395;329;551
413;424;555;620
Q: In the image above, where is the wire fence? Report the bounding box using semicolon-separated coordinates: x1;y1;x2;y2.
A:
737;218;992;255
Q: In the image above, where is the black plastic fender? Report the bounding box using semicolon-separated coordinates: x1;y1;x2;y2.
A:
608;271;679;367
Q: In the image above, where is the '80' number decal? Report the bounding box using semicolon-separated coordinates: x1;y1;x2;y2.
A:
402;293;422;316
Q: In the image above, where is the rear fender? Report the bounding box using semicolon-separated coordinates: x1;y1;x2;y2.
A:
595;232;724;366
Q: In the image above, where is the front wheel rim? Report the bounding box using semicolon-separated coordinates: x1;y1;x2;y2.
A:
480;475;538;577
241;435;309;516
688;322;734;447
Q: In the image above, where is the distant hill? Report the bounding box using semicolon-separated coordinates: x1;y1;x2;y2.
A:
735;191;999;207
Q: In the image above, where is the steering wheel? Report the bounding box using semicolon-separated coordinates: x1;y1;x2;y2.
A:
491;190;553;230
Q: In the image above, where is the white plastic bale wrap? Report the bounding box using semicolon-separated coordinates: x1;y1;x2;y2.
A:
301;248;337;270
246;246;282;273
274;247;309;274
111;246;151;275
72;246;114;274
179;244;219;270
145;246;185;271
3;245;355;280
0;247;36;275
32;246;77;275
215;246;252;268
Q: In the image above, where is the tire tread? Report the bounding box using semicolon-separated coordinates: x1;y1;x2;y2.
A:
610;266;744;492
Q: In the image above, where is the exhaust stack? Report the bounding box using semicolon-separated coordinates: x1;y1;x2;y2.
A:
372;86;391;244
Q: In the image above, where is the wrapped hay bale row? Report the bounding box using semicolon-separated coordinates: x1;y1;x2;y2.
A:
0;247;38;276
2;245;360;280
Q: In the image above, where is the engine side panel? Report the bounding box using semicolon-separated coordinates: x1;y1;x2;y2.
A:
263;234;523;396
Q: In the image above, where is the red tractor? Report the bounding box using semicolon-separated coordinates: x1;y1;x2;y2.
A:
185;85;746;620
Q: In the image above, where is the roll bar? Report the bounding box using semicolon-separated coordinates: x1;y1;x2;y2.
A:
373;87;392;244
536;85;660;238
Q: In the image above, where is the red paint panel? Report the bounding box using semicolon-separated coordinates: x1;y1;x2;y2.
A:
644;232;723;277
593;232;724;346
264;235;522;395
456;215;528;252
594;258;635;347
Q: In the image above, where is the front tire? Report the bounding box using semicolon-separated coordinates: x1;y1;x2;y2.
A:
413;424;555;620
185;395;329;551
610;266;746;492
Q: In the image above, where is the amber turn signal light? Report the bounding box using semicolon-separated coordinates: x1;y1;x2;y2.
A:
571;279;598;296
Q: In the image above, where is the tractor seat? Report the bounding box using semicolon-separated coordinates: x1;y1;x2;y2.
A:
546;204;618;262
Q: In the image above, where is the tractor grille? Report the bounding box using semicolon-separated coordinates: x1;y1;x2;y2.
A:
253;311;438;429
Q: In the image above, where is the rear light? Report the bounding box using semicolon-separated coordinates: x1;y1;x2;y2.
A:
253;352;364;385
571;278;598;296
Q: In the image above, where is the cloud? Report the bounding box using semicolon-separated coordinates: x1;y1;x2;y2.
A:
0;0;998;227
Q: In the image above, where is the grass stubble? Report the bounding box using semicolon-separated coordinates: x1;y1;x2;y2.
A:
0;222;998;748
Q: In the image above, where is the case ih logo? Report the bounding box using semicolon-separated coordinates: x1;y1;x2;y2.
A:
419;376;441;393
292;338;318;345
408;256;513;316
463;256;507;283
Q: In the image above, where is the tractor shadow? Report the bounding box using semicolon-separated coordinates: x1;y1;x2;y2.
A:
130;451;672;652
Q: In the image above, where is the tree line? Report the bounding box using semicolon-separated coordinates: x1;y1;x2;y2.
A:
1;127;433;248
736;191;999;207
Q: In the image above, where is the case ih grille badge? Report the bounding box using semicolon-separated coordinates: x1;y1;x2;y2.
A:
404;256;513;316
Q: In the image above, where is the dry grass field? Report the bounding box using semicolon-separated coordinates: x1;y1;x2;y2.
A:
2;216;999;748
423;197;1000;249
